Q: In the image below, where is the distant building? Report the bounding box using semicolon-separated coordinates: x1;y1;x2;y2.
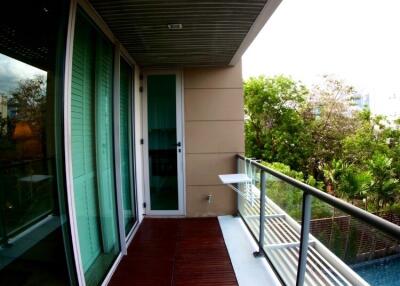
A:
0;95;7;119
307;91;369;116
386;94;400;121
353;93;370;111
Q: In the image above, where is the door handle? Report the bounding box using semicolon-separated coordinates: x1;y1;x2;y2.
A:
175;142;181;147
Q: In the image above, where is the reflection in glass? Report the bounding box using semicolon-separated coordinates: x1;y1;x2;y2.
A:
0;1;75;285
147;75;179;210
0;62;50;236
120;59;136;234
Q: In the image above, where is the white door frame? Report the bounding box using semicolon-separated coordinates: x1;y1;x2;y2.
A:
142;70;185;216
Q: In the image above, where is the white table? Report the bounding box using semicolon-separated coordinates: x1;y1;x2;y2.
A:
19;175;52;183
218;174;251;185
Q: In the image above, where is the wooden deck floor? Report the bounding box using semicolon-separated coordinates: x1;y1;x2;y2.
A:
109;218;238;286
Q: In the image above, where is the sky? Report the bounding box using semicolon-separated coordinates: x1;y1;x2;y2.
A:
0;54;46;95
242;0;400;118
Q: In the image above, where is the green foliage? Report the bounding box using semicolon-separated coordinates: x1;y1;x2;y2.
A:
387;204;400;215
263;161;304;181
263;161;323;189
305;76;360;177
262;161;331;219
244;75;312;171
245;74;400;212
367;154;400;208
343;111;391;165
322;159;371;201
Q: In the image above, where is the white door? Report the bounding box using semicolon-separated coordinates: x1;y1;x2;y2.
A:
142;71;185;215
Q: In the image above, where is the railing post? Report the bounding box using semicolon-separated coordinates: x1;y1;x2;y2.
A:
234;156;240;217
253;170;266;257
296;193;312;286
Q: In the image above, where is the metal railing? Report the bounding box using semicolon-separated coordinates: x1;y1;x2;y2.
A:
0;158;55;246
236;154;400;286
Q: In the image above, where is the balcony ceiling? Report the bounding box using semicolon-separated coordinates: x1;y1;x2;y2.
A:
89;0;273;67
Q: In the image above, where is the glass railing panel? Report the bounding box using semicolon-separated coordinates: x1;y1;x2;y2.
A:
0;159;54;239
262;172;304;286
309;195;400;286
236;156;400;286
265;172;303;221
238;157;261;241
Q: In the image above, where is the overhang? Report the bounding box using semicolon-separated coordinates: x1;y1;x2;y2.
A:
89;0;282;67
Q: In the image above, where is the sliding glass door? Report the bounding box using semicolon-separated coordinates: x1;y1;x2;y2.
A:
119;59;136;235
71;9;119;286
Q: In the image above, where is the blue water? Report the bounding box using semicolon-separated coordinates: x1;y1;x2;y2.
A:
352;255;400;286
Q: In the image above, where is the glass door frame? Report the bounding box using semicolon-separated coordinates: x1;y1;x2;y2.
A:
113;49;139;246
142;70;186;216
125;55;139;238
63;1;86;284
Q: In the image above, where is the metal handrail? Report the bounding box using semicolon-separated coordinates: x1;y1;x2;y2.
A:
237;154;400;244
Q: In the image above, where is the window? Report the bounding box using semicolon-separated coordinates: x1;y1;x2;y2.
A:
0;0;76;285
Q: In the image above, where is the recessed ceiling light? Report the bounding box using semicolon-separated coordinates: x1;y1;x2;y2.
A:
167;24;183;30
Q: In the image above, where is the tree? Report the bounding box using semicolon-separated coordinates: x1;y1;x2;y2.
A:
306;76;360;179
244;75;312;171
341;110;400;210
343;109;390;165
8;75;47;135
367;154;400;209
322;159;370;202
263;161;330;219
385;118;400;180
244;73;400;212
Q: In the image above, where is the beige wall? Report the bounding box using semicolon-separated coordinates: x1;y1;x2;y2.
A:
184;61;245;217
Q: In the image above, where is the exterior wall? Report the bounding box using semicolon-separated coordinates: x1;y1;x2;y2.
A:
184;61;245;217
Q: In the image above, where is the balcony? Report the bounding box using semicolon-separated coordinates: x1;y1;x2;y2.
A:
106;154;400;286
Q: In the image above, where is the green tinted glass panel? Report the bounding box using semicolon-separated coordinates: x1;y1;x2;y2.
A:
71;10;119;286
119;59;136;234
147;75;178;210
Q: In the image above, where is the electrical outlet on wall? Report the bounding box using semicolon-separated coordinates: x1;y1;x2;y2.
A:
207;194;212;204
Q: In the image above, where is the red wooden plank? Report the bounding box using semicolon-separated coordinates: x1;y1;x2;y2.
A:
109;218;238;286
